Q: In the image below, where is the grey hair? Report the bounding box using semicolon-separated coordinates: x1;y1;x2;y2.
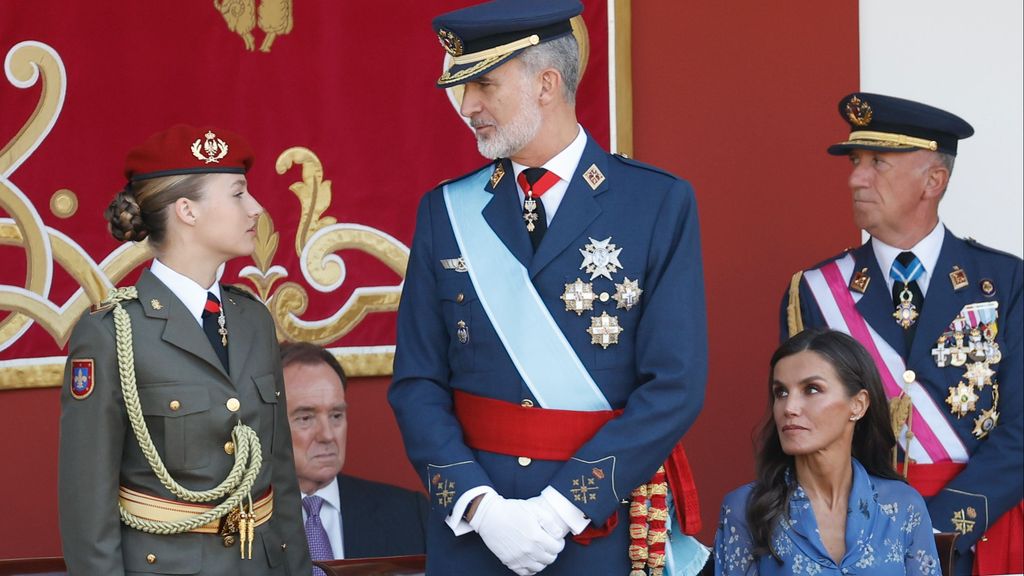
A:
934;151;956;197
517;34;580;104
935;151;956;174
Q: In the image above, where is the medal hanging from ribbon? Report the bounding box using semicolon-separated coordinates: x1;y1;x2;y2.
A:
890;252;924;330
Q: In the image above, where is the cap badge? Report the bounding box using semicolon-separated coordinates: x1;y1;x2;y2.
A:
845;96;873;127
438;28;464;57
191;131;229;164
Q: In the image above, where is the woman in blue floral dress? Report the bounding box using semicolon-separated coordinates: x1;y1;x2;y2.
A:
714;329;940;575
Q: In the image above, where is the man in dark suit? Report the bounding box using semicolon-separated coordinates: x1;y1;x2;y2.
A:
281;342;427;565
782;93;1022;575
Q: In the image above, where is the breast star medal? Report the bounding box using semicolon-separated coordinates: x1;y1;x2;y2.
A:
587;311;623;349
561;279;597;315
893;285;919;329
973;407;999;439
945;381;979;418
579;237;623;281
612;277;643;311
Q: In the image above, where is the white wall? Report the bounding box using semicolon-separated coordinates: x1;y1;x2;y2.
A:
860;0;1023;258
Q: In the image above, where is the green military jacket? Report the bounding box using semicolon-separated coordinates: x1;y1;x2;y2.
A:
58;269;311;575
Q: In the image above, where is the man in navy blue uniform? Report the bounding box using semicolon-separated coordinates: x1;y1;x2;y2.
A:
389;1;709;574
782;93;1023;575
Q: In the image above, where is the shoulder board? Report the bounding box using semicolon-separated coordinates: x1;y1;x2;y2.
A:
805;247;857;273
90;301;115;315
434;161;496;190
610;153;679;179
222;284;259;301
89;285;140;314
964;237;1023;261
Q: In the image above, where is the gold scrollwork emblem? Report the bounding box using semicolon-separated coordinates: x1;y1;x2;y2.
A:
213;0;294;53
1;42;409;391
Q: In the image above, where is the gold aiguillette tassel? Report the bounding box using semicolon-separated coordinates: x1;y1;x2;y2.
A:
238;503;248;559
246;494;255;559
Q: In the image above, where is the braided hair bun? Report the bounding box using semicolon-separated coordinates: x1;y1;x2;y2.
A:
105;187;149;242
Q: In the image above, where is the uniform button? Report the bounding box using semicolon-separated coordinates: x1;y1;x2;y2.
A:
169;400;181;411
223;535;236;547
146;554;157;564
518;456;532;466
281;543;288;550
903;369;916;384
520;399;534;408
599;292;610;302
226;398;240;412
224;441;235;455
456;293;465;303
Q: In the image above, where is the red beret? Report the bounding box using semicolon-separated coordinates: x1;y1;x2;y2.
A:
124;124;254;182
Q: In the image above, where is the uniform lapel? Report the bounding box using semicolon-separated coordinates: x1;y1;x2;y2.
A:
221;287;256;385
528;138;606;279
481;159;533;269
909;230;967;364
852;242;907;357
137;270;230;380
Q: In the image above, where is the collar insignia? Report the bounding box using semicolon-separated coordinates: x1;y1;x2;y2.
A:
582;163;605;190
849;267;870;293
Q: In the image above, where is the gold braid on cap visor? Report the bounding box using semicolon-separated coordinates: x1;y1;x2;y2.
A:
842;130;938;151
438;34;541;85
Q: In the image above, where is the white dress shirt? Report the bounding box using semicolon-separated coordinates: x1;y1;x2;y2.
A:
149;258;223;325
302;477;345;560
871;222;945;296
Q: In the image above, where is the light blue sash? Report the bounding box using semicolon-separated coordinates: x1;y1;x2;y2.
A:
442;170;610;411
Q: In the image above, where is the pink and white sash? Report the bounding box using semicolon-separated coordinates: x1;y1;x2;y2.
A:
803;255;968;464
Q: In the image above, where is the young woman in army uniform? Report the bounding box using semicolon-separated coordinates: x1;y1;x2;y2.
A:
58;125;311;575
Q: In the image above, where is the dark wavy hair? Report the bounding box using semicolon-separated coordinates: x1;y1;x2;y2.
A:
279;341;347;390
746;328;899;560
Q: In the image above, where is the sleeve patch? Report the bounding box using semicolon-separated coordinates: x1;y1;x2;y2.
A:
70;359;94;400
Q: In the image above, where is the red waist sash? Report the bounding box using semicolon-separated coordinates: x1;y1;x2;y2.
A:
907;462;1023;575
453;390;701;536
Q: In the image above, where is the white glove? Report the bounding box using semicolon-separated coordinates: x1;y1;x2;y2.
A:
525;494;572;539
469;493;565;575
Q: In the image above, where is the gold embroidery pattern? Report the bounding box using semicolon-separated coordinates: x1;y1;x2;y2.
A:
951;509;975;535
213;0;294;53
0;42;407;390
570;474;599;503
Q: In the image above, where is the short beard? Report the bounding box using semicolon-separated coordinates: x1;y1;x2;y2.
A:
473;83;542;160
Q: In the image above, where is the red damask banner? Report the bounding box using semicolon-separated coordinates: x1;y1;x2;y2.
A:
0;1;613;387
